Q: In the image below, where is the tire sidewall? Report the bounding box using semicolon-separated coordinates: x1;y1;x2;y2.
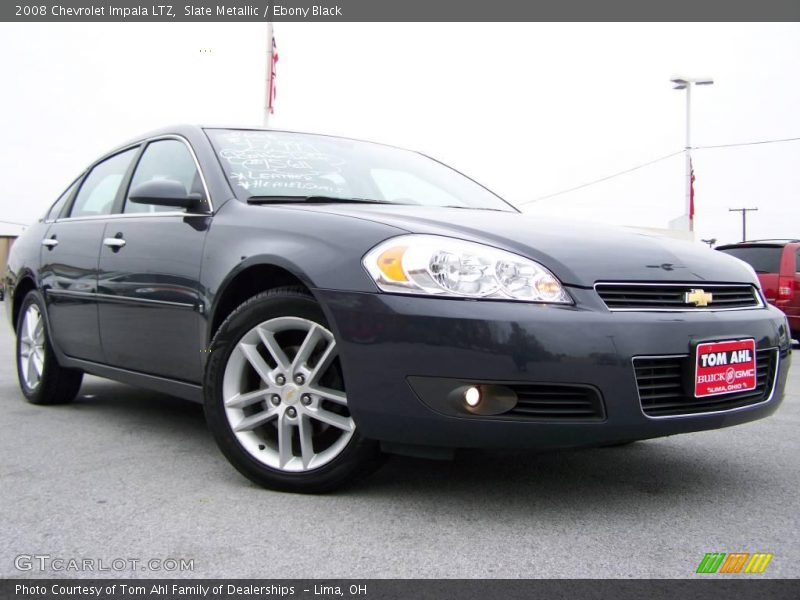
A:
16;291;52;401
204;289;380;493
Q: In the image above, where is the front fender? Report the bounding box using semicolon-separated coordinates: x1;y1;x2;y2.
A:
201;199;408;343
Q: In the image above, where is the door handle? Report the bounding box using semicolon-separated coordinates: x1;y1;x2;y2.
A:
103;237;126;250
41;237;58;249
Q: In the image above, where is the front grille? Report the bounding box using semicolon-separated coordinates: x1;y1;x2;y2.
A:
505;384;605;421
595;283;760;310
634;348;778;417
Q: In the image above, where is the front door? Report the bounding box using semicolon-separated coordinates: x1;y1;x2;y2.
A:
97;138;211;383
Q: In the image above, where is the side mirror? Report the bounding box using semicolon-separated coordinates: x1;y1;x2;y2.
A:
128;180;201;209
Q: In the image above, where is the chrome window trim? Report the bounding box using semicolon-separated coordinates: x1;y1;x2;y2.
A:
54;212;211;223
594;281;764;312
55;134;213;223
64;144;141;221
43;177;83;224
632;347;780;420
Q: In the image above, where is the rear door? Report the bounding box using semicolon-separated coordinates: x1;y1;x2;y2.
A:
97;137;212;383
40;147;139;361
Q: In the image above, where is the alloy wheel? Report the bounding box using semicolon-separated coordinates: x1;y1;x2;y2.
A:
221;316;355;472
19;304;46;390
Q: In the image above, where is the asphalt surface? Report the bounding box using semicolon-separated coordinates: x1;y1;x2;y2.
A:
1;312;798;579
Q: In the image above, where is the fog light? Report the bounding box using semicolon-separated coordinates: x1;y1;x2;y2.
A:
464;386;481;407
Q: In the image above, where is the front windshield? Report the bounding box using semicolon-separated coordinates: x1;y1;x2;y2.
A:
206;129;516;212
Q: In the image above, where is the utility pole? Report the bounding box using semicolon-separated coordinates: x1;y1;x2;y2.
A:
671;76;714;234
729;207;758;242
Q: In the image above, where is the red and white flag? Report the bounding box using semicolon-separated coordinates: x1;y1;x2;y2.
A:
689;157;696;222
267;35;279;114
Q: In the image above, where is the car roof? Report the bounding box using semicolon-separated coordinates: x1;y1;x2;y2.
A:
717;240;800;249
117;124;413;153
99;124;414;173
116;123;205;148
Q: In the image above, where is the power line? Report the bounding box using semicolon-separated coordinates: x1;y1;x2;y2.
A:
693;135;800;150
520;134;800;206
0;219;28;227
519;150;683;206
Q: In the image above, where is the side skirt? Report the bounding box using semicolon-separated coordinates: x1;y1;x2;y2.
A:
60;356;204;403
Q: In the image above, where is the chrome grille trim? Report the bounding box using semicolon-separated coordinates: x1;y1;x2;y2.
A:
594;282;763;312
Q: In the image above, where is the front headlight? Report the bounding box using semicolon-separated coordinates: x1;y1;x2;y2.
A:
362;234;572;303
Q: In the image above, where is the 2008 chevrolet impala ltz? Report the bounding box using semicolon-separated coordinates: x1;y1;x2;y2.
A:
4;126;792;492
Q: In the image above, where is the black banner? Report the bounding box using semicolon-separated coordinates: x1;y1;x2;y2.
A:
3;0;800;22
3;580;800;600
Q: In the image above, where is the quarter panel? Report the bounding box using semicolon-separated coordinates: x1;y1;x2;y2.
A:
4;222;48;328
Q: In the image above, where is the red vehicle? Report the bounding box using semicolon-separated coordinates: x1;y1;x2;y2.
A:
717;239;800;340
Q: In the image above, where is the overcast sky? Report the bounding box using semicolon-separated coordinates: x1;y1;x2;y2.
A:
1;22;798;244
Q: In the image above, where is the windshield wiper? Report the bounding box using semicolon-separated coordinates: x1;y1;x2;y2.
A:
441;205;512;212
247;195;397;205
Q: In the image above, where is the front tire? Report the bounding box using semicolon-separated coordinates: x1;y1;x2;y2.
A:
204;287;383;493
16;291;83;405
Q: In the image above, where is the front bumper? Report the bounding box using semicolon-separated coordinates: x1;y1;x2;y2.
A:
316;287;792;449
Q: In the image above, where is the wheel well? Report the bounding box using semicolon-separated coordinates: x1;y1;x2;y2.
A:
210;265;308;340
12;277;36;331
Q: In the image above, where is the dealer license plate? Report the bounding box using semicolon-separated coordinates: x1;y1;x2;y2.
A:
694;339;757;398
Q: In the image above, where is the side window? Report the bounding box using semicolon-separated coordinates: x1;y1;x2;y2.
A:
70;148;138;218
124;139;202;214
45;180;78;222
796;251;800;273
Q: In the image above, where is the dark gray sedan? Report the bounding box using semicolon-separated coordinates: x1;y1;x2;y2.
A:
4;126;793;492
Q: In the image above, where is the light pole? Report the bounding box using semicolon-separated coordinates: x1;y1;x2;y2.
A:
671;76;714;233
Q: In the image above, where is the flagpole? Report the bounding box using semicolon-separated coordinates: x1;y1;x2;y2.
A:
684;83;692;233
670;76;713;236
263;21;274;128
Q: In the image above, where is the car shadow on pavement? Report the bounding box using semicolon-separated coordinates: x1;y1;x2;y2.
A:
55;375;781;513
359;443;731;499
70;376;209;437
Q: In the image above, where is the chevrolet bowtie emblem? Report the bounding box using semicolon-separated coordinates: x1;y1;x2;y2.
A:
685;288;713;307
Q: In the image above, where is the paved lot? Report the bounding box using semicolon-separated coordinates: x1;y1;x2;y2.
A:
1;313;798;579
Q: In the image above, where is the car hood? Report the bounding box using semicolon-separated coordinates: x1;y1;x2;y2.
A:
281;204;756;287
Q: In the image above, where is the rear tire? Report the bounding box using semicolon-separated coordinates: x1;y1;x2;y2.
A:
204;287;384;493
16;291;83;405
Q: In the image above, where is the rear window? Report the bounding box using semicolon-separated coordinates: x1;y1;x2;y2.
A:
718;246;783;273
45;179;78;221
